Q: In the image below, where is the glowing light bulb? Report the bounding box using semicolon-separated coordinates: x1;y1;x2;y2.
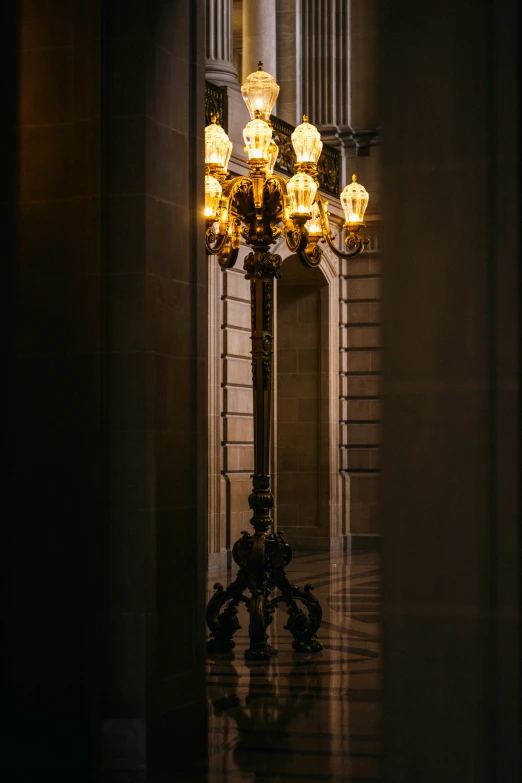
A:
204;206;214;217
340;175;369;225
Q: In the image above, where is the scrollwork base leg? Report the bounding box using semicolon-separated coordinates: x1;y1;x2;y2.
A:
205;530;323;657
272;533;323;654
206;577;247;654
244;592;278;660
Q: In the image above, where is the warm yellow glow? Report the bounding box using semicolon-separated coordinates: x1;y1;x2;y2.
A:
205;121;233;170
241;65;280;122
340;174;369;224
266;140;279;176
205;174;222;220
243;117;273;161
306;202;323;236
291;116;323;165
287;171;317;217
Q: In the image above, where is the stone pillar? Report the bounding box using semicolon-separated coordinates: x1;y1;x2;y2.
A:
242;0;277;82
300;0;378;156
276;0;298;124
206;0;239;88
300;0;348;131
3;0;208;771
380;0;520;781
347;0;378;155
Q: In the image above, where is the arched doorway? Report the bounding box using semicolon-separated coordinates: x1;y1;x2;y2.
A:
275;253;340;550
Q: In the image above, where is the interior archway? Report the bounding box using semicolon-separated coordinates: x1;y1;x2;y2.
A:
276;254;332;550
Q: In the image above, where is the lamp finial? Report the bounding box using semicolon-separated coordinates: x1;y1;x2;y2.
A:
352;173;358;182
303;114;309;123
258;60;263;70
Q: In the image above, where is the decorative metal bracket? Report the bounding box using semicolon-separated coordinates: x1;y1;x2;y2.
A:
315;197;369;260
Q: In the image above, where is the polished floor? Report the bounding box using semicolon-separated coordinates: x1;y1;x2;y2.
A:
183;550;381;782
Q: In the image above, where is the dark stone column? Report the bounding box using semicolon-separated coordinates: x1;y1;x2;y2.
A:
2;0;207;772
100;0;207;770
2;0;105;770
379;1;520;781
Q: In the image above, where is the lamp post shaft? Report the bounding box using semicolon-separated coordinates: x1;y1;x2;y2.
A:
206;248;323;659
247;250;281;534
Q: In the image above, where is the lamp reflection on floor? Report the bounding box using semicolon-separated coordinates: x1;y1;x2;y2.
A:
199;552;382;782
208;658;324;780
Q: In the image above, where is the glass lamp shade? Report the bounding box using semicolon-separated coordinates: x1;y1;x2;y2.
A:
291;116;323;164
243;118;273;160
287;172;317;217
305;201;323;236
205;121;233;170
241;64;280;122
266;140;279;175
204;174;222;219
340;174;369;224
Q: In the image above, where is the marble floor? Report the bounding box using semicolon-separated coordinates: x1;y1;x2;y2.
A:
181;550;381;782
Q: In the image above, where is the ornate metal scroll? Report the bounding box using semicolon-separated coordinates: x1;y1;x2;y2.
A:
205;81;228;130
316;143;340;196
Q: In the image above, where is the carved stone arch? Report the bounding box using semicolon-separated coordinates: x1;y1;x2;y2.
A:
273;242;342;550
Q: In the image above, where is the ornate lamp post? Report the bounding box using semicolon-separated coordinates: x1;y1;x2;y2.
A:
205;64;370;660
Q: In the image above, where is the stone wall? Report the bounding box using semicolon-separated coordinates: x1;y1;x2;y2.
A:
339;222;382;550
380;0;520;779
3;0;208;770
208;250;255;570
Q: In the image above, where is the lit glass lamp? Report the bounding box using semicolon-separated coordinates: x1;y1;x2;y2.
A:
340;174;369;226
205;174;222;220
266;140;279;175
241;62;280;122
244;117;273;161
291;115;323;165
305;201;324;238
205;120;233;176
287;172;317;218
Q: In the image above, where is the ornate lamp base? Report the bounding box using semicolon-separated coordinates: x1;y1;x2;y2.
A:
206;529;323;660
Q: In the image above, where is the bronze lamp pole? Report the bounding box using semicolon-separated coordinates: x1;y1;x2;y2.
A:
204;64;370;660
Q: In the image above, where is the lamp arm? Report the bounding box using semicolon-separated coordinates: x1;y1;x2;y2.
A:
265;174;289;196
284;221;309;254
316;198;369;260
297;242;323;268
205;213;241;270
320;229;367;260
223;175;253;200
205;224;229;256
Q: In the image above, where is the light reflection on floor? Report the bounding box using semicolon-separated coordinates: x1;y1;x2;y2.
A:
183;551;381;782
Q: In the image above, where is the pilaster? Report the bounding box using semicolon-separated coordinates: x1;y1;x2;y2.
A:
242;0;277;81
206;0;239;89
